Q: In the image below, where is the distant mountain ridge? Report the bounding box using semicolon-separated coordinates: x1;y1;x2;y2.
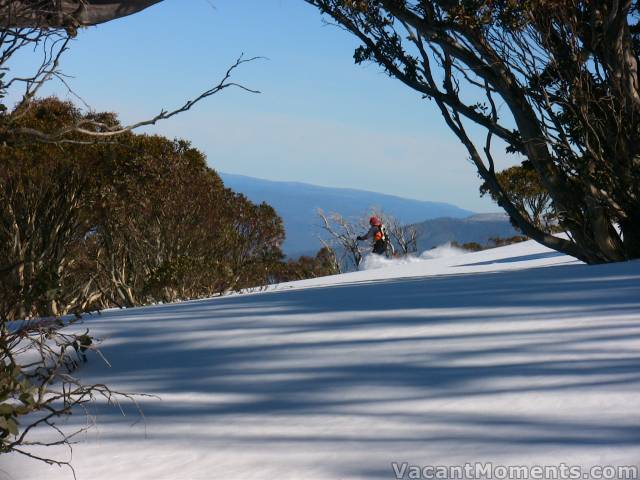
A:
413;213;520;251
221;173;475;256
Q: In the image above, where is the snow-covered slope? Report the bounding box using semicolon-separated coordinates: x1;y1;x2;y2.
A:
6;241;640;480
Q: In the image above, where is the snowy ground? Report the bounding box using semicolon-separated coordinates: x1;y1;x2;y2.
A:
4;241;640;480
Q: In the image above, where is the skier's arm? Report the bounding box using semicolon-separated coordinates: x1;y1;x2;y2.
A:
357;226;376;241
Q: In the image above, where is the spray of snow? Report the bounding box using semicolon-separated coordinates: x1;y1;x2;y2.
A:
362;242;469;270
361;252;424;270
420;242;469;259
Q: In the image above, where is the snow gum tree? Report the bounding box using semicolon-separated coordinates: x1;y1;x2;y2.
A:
305;0;640;264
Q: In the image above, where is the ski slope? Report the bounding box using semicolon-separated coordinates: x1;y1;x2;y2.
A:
5;241;640;480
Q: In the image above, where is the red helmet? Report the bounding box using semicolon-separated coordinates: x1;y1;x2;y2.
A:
369;216;381;226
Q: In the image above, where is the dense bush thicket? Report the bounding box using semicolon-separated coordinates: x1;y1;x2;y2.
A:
0;98;289;320
275;247;340;282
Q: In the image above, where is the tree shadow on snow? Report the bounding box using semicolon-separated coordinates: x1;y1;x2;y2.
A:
74;260;640;478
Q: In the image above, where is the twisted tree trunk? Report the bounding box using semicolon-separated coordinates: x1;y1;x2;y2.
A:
1;0;163;28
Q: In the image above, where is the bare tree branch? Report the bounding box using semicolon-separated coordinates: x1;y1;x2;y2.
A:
8;55;263;145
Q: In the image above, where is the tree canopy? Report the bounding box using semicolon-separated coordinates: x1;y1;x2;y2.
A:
0;98;286;320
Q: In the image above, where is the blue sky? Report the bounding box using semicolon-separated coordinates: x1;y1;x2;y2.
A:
18;0;520;211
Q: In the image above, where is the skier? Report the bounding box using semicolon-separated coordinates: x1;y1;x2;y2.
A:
357;216;392;256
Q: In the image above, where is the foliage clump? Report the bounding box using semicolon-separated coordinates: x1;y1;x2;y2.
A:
480;161;559;233
276;247;340;281
0;98;286;320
